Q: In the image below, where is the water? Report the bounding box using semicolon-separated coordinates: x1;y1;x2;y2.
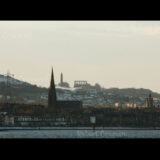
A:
1;129;160;138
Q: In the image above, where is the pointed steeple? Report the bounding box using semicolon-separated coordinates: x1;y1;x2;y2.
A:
48;67;57;108
50;67;55;88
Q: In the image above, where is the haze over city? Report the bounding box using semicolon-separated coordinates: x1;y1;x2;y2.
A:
0;21;160;92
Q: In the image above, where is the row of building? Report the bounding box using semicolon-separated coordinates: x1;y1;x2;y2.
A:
114;94;159;108
0;68;159;127
0;68;83;127
0;115;68;126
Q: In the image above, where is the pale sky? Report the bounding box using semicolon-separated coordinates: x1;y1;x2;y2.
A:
0;21;160;92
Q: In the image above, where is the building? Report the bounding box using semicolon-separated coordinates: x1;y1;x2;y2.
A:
57;101;82;109
114;102;120;108
14;116;68;126
74;80;88;88
4;115;14;126
146;94;154;108
48;68;82;109
48;68;57;108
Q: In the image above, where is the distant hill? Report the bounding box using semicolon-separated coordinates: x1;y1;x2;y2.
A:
0;74;47;100
0;74;30;86
0;74;71;100
105;88;160;98
0;74;160;102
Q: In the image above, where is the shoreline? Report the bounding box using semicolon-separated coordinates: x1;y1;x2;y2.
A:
0;127;160;130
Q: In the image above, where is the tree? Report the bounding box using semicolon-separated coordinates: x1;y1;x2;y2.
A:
94;83;101;91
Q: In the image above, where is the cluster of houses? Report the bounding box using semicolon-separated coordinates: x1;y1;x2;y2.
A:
0;113;69;127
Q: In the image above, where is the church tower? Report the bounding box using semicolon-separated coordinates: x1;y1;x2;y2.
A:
48;68;57;108
146;93;153;108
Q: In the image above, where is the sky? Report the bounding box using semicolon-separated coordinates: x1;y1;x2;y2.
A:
0;21;160;92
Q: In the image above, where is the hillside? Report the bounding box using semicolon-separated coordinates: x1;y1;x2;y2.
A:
0;74;160;105
105;88;160;98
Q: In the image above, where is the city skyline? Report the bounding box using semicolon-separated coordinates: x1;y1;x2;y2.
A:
1;21;160;93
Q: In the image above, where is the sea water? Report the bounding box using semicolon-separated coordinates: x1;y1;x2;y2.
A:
0;129;160;138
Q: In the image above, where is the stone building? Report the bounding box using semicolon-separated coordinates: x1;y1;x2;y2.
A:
146;94;154;108
48;68;82;109
48;68;57;108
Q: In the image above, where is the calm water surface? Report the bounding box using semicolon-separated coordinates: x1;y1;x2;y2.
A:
0;129;160;138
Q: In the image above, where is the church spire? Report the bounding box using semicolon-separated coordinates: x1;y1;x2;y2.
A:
48;67;57;108
50;67;55;88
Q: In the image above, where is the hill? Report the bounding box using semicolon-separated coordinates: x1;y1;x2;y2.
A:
0;74;160;105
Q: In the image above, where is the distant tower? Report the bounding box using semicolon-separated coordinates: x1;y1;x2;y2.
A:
48;68;57;108
146;93;153;108
60;73;63;84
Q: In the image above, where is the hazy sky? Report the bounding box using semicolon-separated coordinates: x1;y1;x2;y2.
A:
0;21;160;92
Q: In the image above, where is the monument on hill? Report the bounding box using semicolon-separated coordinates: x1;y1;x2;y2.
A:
58;73;70;88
